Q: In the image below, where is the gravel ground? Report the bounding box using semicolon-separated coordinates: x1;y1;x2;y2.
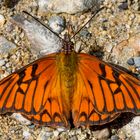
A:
0;0;140;140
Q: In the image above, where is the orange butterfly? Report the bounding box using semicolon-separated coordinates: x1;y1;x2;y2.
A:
0;32;140;127
0;32;140;128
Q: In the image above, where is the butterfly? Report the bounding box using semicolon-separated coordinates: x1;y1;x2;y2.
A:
0;31;140;128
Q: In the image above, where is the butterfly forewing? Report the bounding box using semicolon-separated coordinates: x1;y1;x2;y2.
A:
77;53;140;115
0;54;54;114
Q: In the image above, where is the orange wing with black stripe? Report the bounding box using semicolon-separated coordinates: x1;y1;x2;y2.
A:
72;53;140;126
0;54;69;127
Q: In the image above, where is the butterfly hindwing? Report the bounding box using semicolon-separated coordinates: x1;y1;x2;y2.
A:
72;69;120;126
23;96;69;127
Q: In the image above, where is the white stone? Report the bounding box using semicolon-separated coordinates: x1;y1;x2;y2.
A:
11;113;32;125
38;0;102;14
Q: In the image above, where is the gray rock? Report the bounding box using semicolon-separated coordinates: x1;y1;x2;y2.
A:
10;14;62;56
128;57;140;67
38;0;103;14
134;57;140;66
127;57;135;65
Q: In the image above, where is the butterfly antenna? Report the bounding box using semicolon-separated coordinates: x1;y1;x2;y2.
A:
70;7;104;39
23;11;64;41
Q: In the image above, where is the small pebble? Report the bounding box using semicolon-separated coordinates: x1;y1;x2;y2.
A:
53;130;59;137
111;135;119;140
23;130;31;140
37;128;53;140
69;136;78;140
93;128;110;140
118;130;126;139
0;59;5;66
48;16;66;34
57;127;67;132
0;36;17;55
132;57;140;67
80;28;92;39
127;57;140;67
127;57;135;65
